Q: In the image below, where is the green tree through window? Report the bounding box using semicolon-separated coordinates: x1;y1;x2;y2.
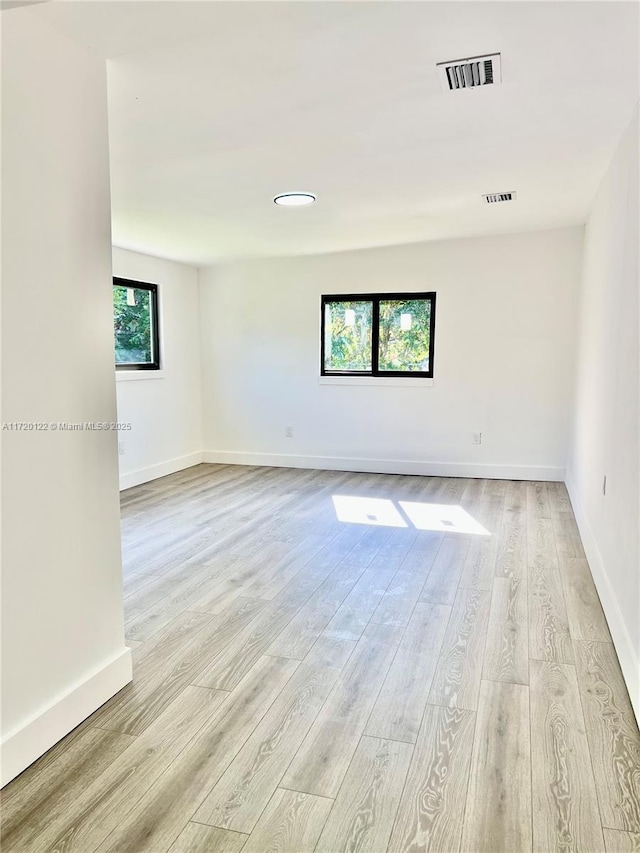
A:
113;278;160;370
322;293;435;378
378;299;431;372
324;301;372;372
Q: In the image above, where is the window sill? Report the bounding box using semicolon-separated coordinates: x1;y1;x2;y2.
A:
319;376;434;387
116;370;166;382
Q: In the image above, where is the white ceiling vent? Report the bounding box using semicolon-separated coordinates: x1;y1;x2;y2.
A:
483;191;516;204
437;53;501;92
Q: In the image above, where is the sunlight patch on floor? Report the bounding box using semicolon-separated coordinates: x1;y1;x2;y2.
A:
332;495;491;535
331;495;408;527
399;501;490;535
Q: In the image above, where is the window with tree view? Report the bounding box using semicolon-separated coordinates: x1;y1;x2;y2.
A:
322;292;436;378
113;278;160;370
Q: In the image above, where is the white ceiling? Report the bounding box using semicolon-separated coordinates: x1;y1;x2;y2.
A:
31;1;640;264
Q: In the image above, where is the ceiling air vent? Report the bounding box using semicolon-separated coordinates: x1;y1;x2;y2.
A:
483;191;516;204
437;53;501;92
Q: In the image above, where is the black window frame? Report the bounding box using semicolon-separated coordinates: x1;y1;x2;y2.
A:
321;291;436;378
113;277;161;371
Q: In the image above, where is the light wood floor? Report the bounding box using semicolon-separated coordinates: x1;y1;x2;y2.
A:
3;464;640;853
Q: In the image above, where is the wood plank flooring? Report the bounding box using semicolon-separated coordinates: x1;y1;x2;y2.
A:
2;464;639;853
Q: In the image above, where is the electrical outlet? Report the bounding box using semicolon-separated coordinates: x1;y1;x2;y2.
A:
603;475;607;496
285;426;294;438
472;432;482;445
118;441;125;456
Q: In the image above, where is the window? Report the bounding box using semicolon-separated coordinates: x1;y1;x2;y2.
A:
321;292;436;378
113;278;160;370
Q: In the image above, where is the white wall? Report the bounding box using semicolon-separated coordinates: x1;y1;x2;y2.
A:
113;248;203;489
566;106;639;719
199;227;583;480
1;10;131;785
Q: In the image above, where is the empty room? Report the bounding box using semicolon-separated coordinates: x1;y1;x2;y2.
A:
1;1;639;852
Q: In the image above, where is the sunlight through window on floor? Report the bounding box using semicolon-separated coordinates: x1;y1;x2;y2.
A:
331;495;408;527
399;501;490;535
331;495;491;534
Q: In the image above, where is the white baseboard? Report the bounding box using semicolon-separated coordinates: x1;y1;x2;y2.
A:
202;450;564;482
565;474;639;723
1;647;132;787
119;451;203;490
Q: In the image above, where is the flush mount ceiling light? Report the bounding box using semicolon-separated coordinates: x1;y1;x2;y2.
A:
273;192;316;206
